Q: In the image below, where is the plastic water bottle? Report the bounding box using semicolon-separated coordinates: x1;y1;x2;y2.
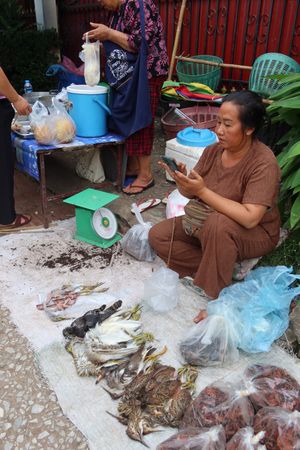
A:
24;80;33;94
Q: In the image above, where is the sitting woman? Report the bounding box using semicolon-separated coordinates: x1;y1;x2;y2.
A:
148;91;281;322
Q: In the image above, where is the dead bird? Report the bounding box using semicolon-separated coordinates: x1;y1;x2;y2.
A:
63;300;122;339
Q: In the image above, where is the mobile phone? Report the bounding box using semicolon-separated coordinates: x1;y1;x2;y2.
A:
161;156;180;172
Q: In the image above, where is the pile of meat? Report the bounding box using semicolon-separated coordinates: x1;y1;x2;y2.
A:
157;364;300;450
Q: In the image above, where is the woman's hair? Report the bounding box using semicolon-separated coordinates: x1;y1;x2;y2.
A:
222;90;266;136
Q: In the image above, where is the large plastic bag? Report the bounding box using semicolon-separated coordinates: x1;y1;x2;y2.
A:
253;407;300;450
227;427;266;450
29;101;56;145
81;38;100;87
207;266;300;353
243;364;300;412
180;381;255;441
166;189;189;219
143;267;179;312
51;97;76;144
180;315;239;366
120;204;155;261
75;148;105;183
157;425;226;450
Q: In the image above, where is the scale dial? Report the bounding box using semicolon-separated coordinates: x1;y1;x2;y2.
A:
92;207;118;240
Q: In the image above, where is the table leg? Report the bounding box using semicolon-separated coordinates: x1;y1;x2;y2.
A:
116;143;126;192
38;153;49;229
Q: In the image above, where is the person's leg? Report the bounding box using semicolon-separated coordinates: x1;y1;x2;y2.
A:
0;100;16;225
149;216;203;278
123;76;164;194
126;155;139;176
193;212;277;299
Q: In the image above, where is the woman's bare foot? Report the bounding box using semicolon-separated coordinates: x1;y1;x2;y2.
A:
193;309;208;323
0;214;31;229
122;177;154;195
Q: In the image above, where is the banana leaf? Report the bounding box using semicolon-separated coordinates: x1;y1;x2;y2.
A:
269;81;300;101
293;184;300;194
290;193;300;228
268;96;300;110
284;141;300;161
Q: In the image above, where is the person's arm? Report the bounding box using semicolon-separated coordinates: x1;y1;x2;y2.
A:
174;170;268;229
85;23;134;52
0;67;31;115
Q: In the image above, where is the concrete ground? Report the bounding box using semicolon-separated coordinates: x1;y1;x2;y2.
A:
0;118;174;449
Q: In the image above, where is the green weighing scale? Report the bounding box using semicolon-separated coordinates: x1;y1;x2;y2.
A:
64;188;121;248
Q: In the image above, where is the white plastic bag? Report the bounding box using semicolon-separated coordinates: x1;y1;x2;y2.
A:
120;204;155;261
82;39;100;87
166;189;189;219
180;315;239;366
143;267;179;312
157;425;226;450
29;101;55;145
51;97;76;144
75;148;105;183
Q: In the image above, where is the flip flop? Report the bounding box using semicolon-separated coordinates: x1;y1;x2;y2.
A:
0;214;31;232
131;198;161;214
122;179;155;196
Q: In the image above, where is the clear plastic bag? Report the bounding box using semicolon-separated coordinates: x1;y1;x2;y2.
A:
120;204;155;261
143;267;179;312
180;315;239;366
81;39;100;87
253;407;300;450
243;364;300;412
157;425;226;450
29;101;55;145
180;382;255;441
207;266;300;353
226;427;266;450
51;97;76;144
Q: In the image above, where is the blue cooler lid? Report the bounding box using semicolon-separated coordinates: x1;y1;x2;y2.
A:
176;127;217;147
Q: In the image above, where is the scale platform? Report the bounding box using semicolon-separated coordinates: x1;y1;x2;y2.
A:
64;188;121;248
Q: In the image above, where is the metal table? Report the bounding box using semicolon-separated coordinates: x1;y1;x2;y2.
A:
12;133;125;228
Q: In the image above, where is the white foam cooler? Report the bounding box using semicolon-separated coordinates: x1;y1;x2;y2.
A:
164;127;218;181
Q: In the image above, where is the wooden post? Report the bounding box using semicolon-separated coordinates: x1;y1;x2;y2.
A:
167;0;187;80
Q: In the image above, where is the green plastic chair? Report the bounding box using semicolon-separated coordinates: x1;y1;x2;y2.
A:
248;52;300;98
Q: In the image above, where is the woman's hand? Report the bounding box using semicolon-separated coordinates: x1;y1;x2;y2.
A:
83;23;111;41
158;159;187;180
13;95;32;116
174;169;206;199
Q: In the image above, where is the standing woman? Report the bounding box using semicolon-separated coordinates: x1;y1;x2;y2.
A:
0;66;32;230
85;0;168;194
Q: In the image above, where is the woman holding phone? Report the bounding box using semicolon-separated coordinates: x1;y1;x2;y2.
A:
150;91;281;322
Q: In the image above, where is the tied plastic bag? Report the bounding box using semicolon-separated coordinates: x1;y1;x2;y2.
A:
143;267;179;312
51;97;76;144
227;427;266;450
81;37;100;87
253;407;300;450
207;266;300;353
166;189;189;219
157;425;226;450
180;381;255;441
120;203;155;261
243;364;300;412
29;101;55;145
180;315;239;366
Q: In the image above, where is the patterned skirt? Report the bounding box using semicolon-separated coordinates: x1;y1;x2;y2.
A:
125;75;165;156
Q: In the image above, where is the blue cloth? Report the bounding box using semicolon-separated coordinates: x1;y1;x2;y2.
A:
11;132;124;182
46;65;85;90
103;0;152;137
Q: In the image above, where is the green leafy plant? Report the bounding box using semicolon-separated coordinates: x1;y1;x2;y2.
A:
267;73;300;229
0;0;61;92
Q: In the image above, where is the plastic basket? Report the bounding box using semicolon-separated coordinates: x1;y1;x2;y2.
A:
176;55;223;91
161;105;220;140
249;52;300;98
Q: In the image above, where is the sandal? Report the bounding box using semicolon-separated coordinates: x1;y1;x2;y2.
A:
0;214;31;231
122;179;155;196
131;198;161;214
